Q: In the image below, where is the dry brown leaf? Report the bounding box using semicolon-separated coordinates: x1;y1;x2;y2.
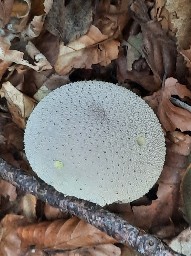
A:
94;0;129;38
26;41;52;71
0;81;36;129
0;60;12;80
24;244;120;256
180;47;191;83
3;122;24;151
0;0;14;27
0;36;49;71
130;0;177;80
17;217;116;250
116;49;161;92
34;31;60;66
145;77;191;132
55;244;121;256
7;0;31;33
0;214;29;256
0;180;17;202
121;245;139;256
44;204;68;220
55;25;119;75
21;0;53;39
11;0;30;18
165;0;191;49
150;0;172;33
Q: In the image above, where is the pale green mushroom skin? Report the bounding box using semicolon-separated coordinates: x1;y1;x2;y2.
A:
24;81;166;206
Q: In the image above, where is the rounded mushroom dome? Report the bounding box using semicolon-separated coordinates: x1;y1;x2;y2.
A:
24;81;166;206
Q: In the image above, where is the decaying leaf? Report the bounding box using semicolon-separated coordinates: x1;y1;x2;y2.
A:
181;164;191;225
0;180;17;202
94;0;129;38
0;60;12;80
0;0;14;27
116;48;161;92
121;245;140;256
145;77;191;132
130;0;177;80
21;0;53;39
17;216;116;250
26;41;52;71
25;244;121;256
150;0;172;33
0;36;51;71
165;0;191;49
123;33;143;71
0;82;36;129
59;244;121;256
44;204;68;220
0;214;29;256
5;0;31;33
181;47;191;65
55;25;120;75
3;122;24;151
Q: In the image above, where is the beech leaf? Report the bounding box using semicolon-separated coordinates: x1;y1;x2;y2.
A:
55;25;120;75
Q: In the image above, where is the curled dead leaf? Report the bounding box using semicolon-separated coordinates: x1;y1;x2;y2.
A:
17;217;116;250
181;164;191;225
145;77;191;132
0;36;51;71
0;214;29;256
94;0;129;38
25;244;121;256
21;0;53;39
130;0;177;80
0;0;14;27
0;180;17;201
55;25;120;75
0;82;36;129
26;42;52;71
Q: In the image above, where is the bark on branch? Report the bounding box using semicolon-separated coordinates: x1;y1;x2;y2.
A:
0;158;184;256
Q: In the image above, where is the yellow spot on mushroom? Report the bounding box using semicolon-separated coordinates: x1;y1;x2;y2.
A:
54;160;64;169
137;136;146;146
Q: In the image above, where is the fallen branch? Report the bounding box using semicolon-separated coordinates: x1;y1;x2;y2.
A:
0;158;184;256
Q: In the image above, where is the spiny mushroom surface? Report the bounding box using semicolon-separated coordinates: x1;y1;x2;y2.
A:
24;81;166;206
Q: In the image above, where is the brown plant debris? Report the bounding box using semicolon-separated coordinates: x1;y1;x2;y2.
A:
130;0;177;81
145;77;191;132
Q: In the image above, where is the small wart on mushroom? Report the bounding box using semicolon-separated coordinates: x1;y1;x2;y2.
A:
24;81;166;206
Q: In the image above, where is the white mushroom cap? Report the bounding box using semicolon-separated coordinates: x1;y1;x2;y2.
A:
24;81;166;206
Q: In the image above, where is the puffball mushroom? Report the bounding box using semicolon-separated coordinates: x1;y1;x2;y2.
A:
24;81;166;206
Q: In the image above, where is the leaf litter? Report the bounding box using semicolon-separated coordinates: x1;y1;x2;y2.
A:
0;0;191;255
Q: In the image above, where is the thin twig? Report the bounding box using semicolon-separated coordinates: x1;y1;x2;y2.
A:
0;158;184;256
